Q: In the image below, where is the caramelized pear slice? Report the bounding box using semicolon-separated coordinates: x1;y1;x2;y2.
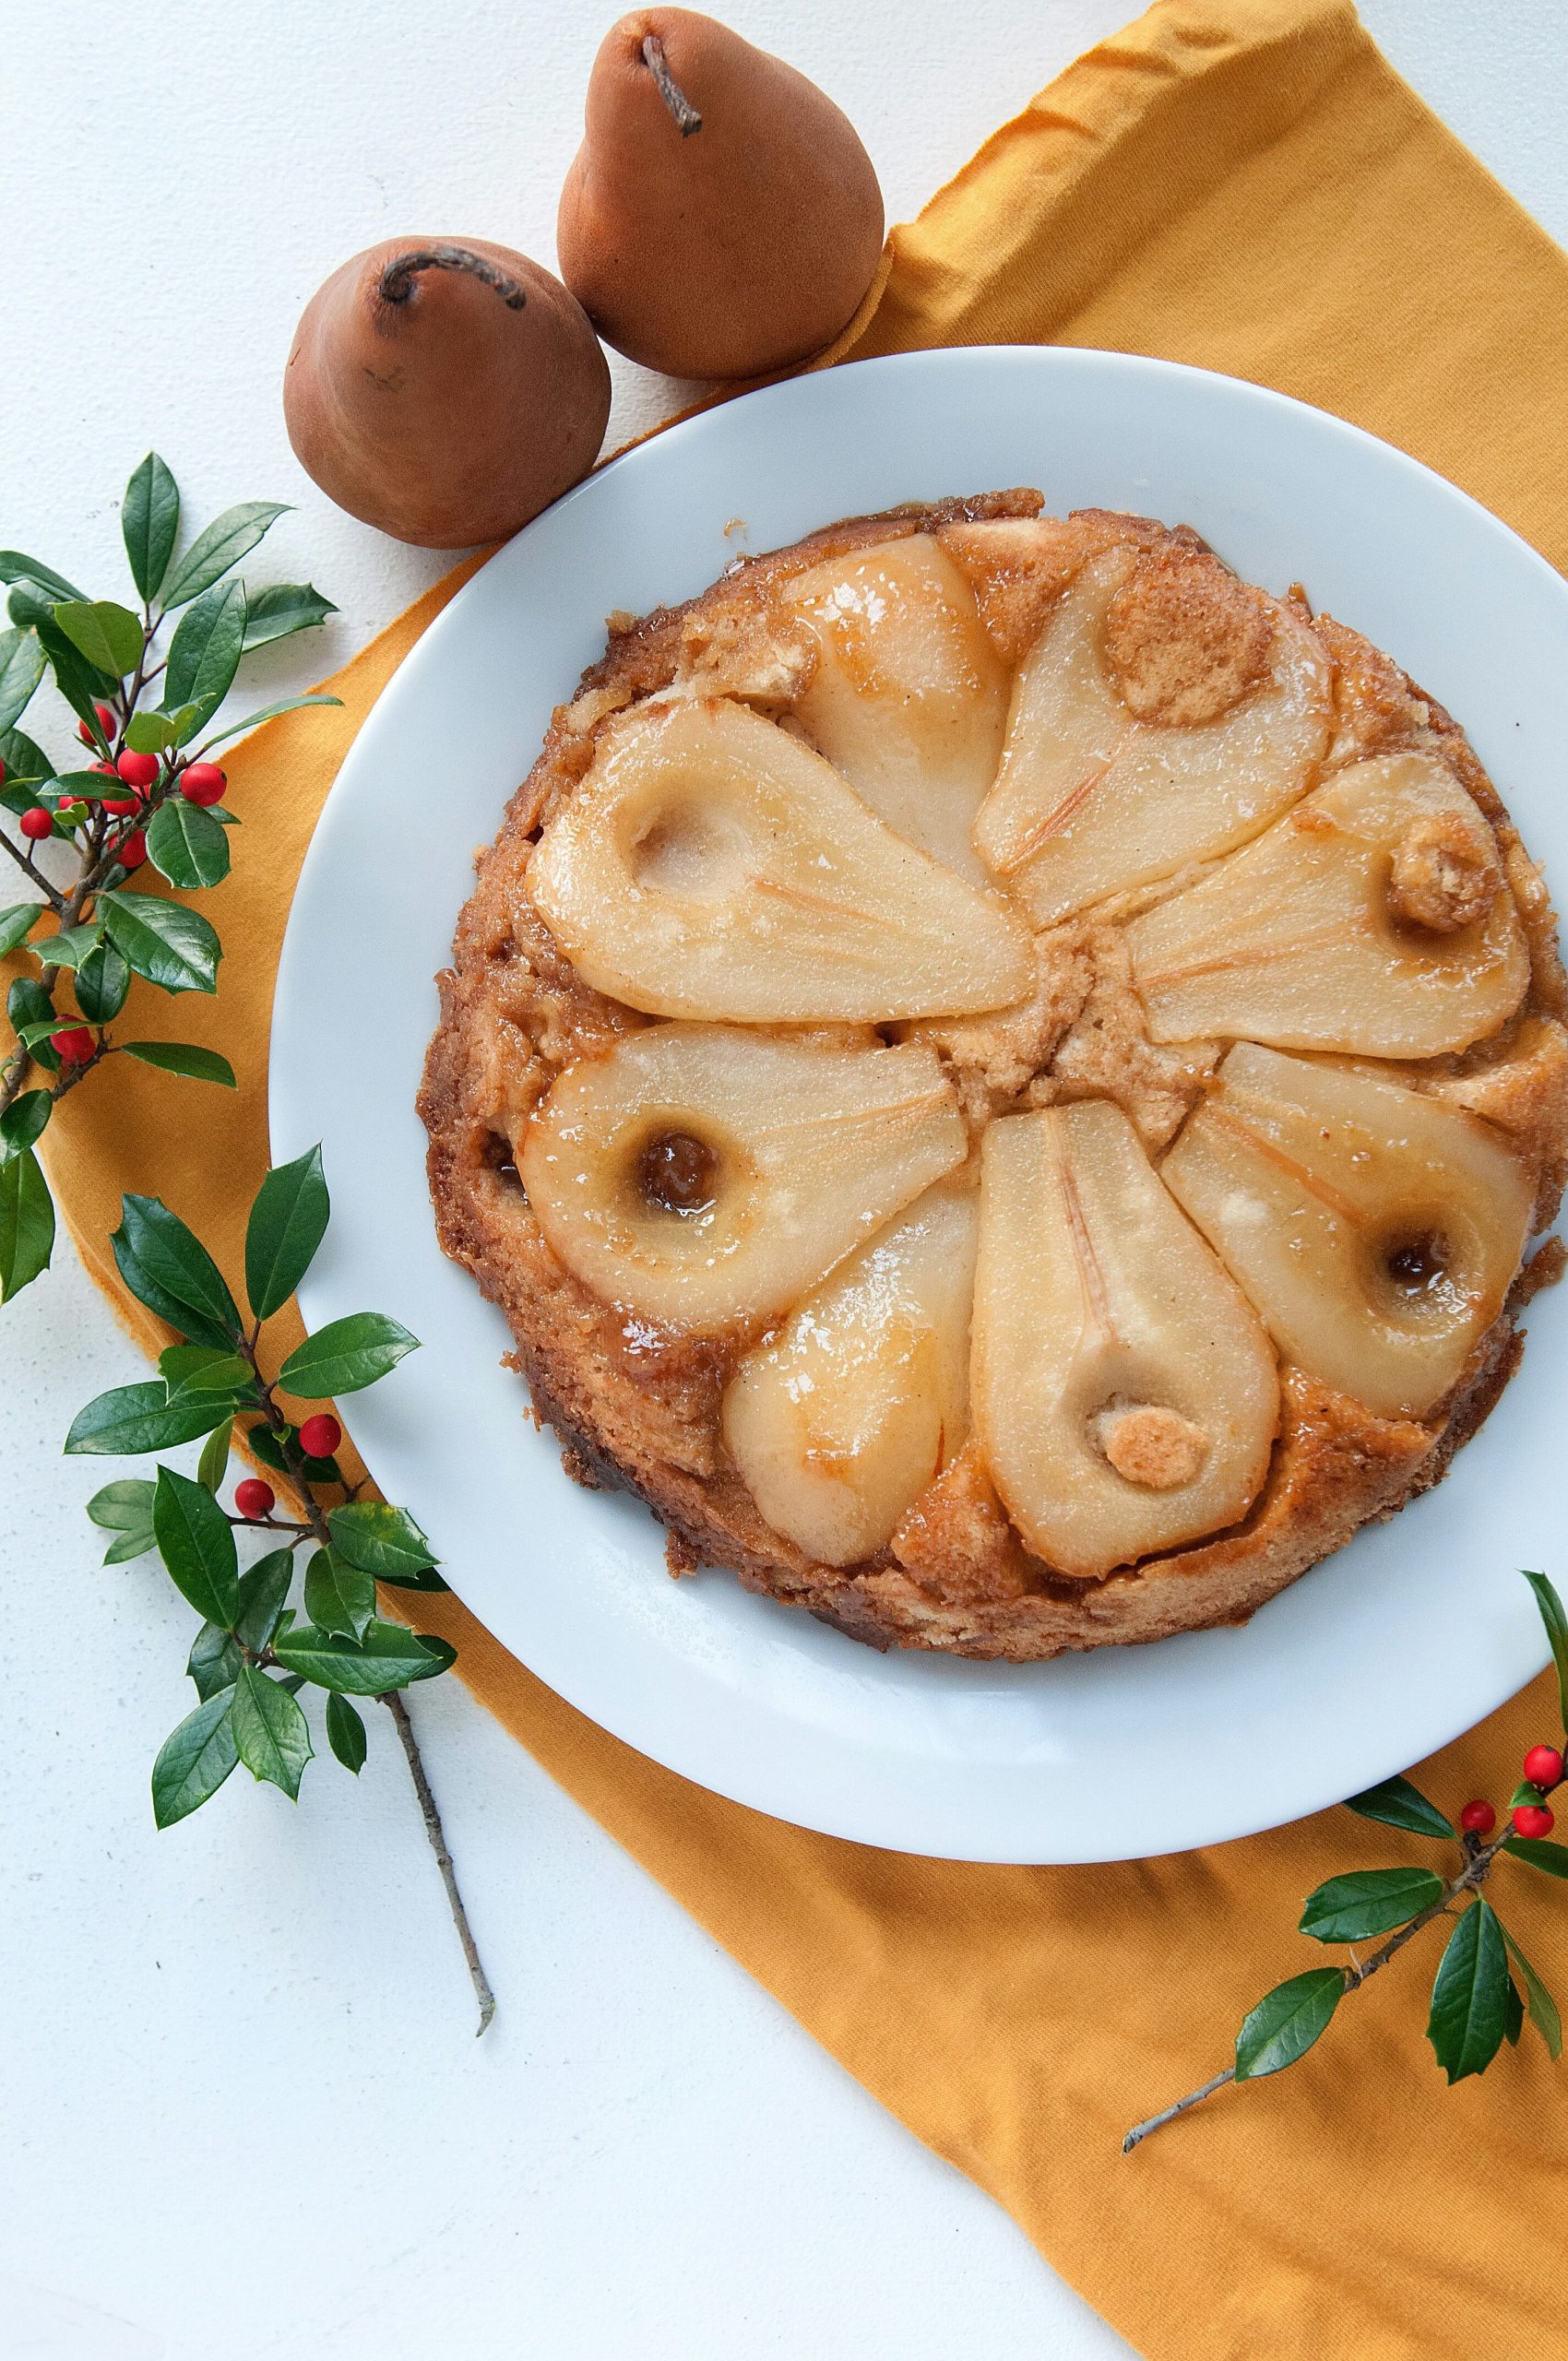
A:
1127;753;1527;1056
972;550;1332;922
528;696;1031;1022
519;1026;967;1332
723;1180;979;1566
790;535;1009;880
971;1102;1278;1578
1159;1042;1533;1418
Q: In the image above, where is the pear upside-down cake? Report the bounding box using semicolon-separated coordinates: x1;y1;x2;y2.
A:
420;491;1568;1661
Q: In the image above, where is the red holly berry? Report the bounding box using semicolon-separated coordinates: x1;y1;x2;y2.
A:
1459;1798;1496;1834
234;1477;277;1520
298;1412;341;1459
115;749;160;790
1523;1744;1563;1790
1512;1803;1556;1840
50;1026;95;1063
19;806;53;840
0;757;6;784
180;762;228;807
103;797;140;817
77;701;117;747
117;828;148;869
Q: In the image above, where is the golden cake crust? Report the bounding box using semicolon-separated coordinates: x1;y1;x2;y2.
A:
420;493;1567;1662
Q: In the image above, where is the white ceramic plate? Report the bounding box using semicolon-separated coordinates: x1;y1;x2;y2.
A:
272;347;1567;1864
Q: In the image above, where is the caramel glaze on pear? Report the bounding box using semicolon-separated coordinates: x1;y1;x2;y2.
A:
557;8;885;379
283;238;611;548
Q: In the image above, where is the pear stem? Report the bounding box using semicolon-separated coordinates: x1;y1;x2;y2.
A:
377;245;528;311
642;34;702;136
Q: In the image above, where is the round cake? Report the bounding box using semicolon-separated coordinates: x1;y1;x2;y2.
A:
420;492;1568;1660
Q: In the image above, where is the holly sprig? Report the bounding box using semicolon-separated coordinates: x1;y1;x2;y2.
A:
0;452;339;1302
68;1143;495;2031
1124;1568;1568;2151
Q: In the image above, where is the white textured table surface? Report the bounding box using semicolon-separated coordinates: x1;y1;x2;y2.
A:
5;6;1566;2357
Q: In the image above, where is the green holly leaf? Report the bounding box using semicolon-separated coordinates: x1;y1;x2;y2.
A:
1503;1834;1568;1880
196;692;341;753
244;1145;329;1322
196;1414;233;1495
0;1144;53;1300
325;1692;368;1774
231;1663;313;1798
271;1618;456;1696
1521;1572;1568;1738
161;503;288;610
239;581;337;652
279;1312;419;1400
37;921;103;972
36;611;118;727
303;1545;376;1642
123;452;181;602
327;1501;444;1586
100;890;221;995
233;1549;295;1655
65;1379;232;1455
1427;1899;1509;2083
161;1351;254;1410
75;941;130;1025
8;976;60;1073
163;577;246;741
1504;1976;1525;2047
1234;1969;1344;2082
87;1476;158;1563
0;627;46;734
187;1620;244;1703
152;1464;240;1626
146;797;231;889
113;1192;242;1344
0;1088;51;1158
1499;1922;1562;2059
0;904;41;957
119;1039;237;1087
0;551;86;601
1299;1867;1444;1944
151;1686;239;1826
51;599;143;680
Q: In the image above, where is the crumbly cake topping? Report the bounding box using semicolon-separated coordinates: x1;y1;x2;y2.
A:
420;493;1566;1662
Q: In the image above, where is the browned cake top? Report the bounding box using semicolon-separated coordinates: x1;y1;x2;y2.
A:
420;493;1567;1661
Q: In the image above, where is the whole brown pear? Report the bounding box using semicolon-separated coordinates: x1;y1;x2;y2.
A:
557;9;885;380
283;238;612;547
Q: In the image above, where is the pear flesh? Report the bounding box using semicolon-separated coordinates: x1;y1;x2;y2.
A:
789;536;1009;882
971;551;1332;923
970;1102;1279;1579
1127;753;1528;1056
527;697;1033;1023
723;1180;979;1566
1159;1042;1533;1418
518;1024;968;1332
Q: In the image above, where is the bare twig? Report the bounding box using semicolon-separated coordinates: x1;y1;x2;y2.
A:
381;1689;495;2036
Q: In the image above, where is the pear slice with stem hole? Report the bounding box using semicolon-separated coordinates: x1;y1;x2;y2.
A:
528;695;1031;1022
971;549;1332;922
723;1179;979;1566
971;1101;1278;1578
789;535;1009;881
1159;1041;1532;1417
1126;752;1528;1056
519;1025;967;1332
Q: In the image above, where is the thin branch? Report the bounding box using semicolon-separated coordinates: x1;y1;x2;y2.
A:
381;1689;495;2036
1123;1827;1515;2154
0;828;65;909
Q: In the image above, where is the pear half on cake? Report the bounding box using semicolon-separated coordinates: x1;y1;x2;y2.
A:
1160;1042;1533;1418
971;545;1333;924
1127;753;1528;1056
970;1101;1279;1579
517;1025;967;1332
723;1180;979;1566
528;696;1031;1023
789;535;1010;882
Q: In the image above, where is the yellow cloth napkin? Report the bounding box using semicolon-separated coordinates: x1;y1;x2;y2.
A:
30;3;1568;2353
